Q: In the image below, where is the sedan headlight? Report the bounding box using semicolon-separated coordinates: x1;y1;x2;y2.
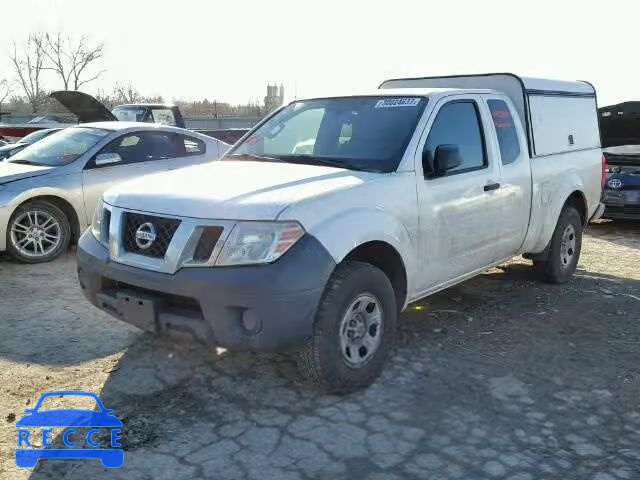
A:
215;221;305;266
90;199;106;243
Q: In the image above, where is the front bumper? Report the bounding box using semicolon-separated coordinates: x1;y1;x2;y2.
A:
77;231;336;351
601;205;640;220
601;190;640;220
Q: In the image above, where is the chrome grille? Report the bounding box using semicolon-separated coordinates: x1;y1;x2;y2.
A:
122;212;181;258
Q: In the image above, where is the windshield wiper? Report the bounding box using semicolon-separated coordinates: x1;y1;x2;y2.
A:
226;153;284;162
228;153;384;172
8;159;44;166
274;155;383;172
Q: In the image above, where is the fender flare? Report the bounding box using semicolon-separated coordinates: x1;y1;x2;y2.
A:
307;207;417;294
3;186;84;239
8;187;81;212
526;172;587;254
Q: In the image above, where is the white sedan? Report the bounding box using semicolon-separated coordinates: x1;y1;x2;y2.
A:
0;122;228;263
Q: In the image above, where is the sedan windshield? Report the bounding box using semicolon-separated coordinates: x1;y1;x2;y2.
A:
9;127;110;166
227;96;428;172
20;128;61;144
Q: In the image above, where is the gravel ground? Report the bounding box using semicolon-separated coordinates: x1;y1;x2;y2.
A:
0;220;638;480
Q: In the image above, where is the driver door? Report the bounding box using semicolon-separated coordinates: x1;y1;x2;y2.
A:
415;95;506;292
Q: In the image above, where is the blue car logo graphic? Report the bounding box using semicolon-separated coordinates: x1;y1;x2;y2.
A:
15;391;123;468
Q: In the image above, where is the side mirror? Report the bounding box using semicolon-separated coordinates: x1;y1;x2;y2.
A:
94;152;122;166
432;144;462;176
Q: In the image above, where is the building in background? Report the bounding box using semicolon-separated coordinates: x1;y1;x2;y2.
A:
264;84;284;113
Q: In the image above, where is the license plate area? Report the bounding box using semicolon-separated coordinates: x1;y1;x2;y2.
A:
624;190;640;204
603;191;625;206
116;290;159;332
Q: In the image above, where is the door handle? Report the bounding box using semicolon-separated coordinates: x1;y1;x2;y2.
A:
483;182;501;192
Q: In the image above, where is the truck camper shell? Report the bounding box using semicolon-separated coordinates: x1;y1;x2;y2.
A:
380;73;600;157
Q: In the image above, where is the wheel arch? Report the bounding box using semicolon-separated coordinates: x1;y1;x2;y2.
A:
564;190;588;226
341;241;408;312
525;187;588;258
306;206;417;310
14;195;81;244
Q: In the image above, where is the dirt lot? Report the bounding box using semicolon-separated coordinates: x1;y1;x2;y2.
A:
0;221;638;480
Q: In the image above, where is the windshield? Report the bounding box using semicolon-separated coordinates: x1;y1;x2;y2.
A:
9;127;110;166
227;96;428;172
113;106;148;122
20;129;59;144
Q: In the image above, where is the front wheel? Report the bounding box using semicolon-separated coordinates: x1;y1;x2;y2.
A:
533;206;583;284
296;261;397;394
6;201;71;263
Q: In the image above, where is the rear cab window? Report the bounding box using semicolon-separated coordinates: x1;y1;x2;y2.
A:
150;108;177;126
487;99;521;165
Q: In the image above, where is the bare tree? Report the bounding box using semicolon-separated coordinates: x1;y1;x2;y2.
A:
94;88;116;110
43;33;105;91
9;34;47;113
113;83;141;104
0;79;11;104
0;79;11;111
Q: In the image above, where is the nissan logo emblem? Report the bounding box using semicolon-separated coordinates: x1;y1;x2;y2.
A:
607;178;623;189
135;222;157;249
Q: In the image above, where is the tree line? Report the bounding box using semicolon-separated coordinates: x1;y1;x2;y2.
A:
1;33;268;118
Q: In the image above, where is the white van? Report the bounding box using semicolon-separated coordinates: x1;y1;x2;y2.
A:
77;73;605;393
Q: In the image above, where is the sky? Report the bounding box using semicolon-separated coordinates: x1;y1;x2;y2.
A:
0;0;637;107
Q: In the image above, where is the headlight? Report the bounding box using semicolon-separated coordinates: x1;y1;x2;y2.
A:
215;221;305;266
90;199;105;243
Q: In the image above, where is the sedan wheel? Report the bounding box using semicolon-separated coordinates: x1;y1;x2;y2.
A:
11;210;62;257
7;201;71;263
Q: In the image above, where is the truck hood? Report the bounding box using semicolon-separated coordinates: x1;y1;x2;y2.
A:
104;160;382;220
50;90;117;123
0;162;53;184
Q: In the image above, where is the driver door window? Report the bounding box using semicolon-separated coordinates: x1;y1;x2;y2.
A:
423;101;487;178
91;132;181;168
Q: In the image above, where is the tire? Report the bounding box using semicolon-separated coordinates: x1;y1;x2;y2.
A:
6;201;71;263
533;206;582;284
296;261;397;394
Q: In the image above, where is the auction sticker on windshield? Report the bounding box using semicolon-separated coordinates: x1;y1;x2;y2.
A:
15;391;124;469
374;97;421;108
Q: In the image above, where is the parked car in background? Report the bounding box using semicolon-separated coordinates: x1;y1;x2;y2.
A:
0;122;229;263
27;115;73;125
602;145;640;220
77;73;604;393
599;102;640;220
0;128;63;161
0;91;188;141
51;90;187;128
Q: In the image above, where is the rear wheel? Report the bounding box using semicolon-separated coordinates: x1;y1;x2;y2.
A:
7;201;71;263
296;261;397;394
533;206;582;283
